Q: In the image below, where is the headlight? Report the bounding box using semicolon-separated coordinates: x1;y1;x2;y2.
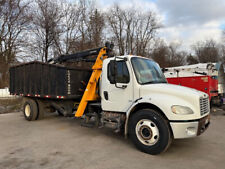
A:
171;105;194;115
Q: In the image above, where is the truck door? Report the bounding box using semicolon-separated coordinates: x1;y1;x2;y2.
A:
101;59;133;112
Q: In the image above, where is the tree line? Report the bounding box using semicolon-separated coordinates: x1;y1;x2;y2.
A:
0;0;225;87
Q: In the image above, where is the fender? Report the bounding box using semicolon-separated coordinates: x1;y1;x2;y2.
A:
124;96;167;136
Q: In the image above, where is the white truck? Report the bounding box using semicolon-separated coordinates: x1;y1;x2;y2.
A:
10;44;210;155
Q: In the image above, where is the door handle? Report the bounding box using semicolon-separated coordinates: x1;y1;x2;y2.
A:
115;83;127;89
104;91;108;100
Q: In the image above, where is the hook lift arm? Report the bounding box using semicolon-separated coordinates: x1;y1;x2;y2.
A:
75;43;114;117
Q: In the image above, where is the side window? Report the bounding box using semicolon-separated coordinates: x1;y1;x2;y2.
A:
108;61;130;84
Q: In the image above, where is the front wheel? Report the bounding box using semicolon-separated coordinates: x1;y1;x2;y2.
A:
128;109;172;155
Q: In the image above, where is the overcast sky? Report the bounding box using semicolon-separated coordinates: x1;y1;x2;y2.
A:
96;0;225;50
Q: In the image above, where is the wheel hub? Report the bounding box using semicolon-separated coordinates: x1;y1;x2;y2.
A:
139;126;152;140
135;119;159;146
25;104;31;117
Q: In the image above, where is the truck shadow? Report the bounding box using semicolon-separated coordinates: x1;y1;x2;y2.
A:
27;112;208;157
161;137;206;157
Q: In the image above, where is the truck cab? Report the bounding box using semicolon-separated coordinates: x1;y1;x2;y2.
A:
100;55;210;154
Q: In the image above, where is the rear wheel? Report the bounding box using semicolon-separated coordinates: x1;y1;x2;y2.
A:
36;100;46;120
23;98;38;121
128;109;172;155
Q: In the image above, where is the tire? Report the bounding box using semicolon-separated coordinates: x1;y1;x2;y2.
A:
57;110;64;116
36;100;45;120
128;109;172;155
23;98;38;121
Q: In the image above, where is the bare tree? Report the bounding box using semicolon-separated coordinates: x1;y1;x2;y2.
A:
67;0;105;53
73;0;90;51
106;5;160;56
167;42;186;66
62;3;81;54
135;12;160;56
107;5;125;55
151;39;170;67
0;0;30;62
192;39;219;63
151;40;186;67
87;9;105;47
186;54;199;65
0;0;30;87
29;0;64;62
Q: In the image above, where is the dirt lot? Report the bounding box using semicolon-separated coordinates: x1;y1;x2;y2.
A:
0;108;225;169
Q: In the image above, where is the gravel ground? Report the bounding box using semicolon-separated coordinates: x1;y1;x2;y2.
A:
0;108;225;169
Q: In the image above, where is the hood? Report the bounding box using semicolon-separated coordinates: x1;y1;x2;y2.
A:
139;83;208;101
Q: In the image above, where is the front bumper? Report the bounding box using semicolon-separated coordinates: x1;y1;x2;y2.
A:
170;115;210;139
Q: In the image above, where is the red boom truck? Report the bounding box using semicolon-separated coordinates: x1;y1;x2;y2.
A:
163;63;225;107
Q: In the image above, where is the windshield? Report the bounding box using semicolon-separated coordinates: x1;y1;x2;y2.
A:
131;57;167;84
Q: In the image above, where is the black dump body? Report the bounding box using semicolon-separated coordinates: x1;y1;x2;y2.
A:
9;61;92;99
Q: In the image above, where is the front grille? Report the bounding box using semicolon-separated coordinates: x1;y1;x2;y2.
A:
200;97;209;116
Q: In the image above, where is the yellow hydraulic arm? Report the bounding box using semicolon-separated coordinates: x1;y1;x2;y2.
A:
75;46;108;117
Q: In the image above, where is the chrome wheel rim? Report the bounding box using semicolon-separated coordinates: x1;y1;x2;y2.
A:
135;119;159;146
25;104;31;117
